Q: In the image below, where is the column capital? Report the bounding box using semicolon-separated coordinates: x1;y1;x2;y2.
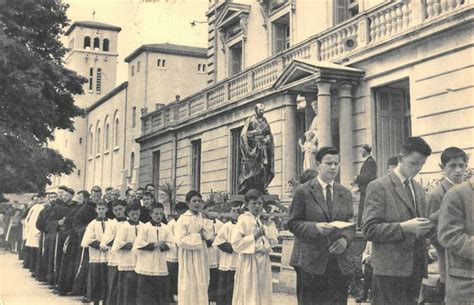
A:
338;83;354;98
317;82;332;96
281;91;298;106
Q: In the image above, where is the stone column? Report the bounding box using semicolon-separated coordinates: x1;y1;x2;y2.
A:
338;83;354;188
282;93;298;199
317;82;333;147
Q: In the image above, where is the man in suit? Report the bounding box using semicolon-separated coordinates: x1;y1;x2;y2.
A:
427;147;467;294
354;144;377;228
288;146;355;305
438;178;474;305
362;137;433;305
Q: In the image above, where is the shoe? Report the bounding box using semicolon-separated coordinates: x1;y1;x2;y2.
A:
81;296;90;303
53;289;59;294
355;295;367;303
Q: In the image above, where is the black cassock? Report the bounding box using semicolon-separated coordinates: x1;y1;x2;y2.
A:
70;201;97;296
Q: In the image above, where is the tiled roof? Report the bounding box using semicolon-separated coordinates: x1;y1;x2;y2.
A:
65;21;122;36
124;43;207;63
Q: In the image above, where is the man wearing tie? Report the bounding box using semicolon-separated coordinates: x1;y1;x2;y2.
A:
362;137;433;305
288;146;355;305
354;144;377;228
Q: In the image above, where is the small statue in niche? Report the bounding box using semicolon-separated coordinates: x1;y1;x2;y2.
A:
298;130;318;171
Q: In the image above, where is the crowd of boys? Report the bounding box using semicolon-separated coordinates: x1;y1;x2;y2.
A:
8;136;474;305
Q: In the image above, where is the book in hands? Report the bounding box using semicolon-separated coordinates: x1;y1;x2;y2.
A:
328;221;355;230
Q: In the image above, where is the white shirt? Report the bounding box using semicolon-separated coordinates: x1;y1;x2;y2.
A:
317;175;334;201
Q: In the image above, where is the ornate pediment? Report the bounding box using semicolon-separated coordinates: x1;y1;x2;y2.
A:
257;0;295;28
216;2;251;45
273;59;365;92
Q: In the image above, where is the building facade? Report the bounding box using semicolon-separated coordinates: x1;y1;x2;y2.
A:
48;21;208;193
137;0;474;209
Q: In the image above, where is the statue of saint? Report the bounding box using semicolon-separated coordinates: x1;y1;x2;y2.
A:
238;103;275;194
298;131;318;170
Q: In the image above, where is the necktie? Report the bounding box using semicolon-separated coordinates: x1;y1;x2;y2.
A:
134;225;138;236
101;220;105;233
326;185;333;221
404;180;419;217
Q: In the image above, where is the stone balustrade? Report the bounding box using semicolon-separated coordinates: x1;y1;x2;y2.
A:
141;0;472;135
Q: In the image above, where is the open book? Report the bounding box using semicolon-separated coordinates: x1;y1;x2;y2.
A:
328;221;355;230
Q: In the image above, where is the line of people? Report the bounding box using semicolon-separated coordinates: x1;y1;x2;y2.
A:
16;182;280;305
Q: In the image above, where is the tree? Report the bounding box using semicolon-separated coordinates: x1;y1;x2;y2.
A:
0;0;87;196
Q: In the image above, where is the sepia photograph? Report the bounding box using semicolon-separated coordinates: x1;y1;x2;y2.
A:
0;0;473;304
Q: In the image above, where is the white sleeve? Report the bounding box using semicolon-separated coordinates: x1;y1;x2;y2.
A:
213;223;229;246
111;224;128;251
81;222;95;247
133;225;149;251
231;218;255;254
100;222;115;248
175;217;203;250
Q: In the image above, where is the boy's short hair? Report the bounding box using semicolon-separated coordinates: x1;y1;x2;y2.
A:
145;183;155;189
315;146;339;162
127;202;142;213
136;187;145;192
399;137;432;157
125;188;134;196
387;156;399;168
175;202;188;212
362;144;372;153
185;190;202;202
142;191;154;198
150;202;165;212
244;189;263;203
91;185;102;193
95;200;107;207
440;147;467;166
65;188;75;196
299;169;318;184
105;187;114;192
112;199;127;208
58;185;68;192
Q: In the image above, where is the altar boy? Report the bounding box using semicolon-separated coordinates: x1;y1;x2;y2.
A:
81;200;109;305
101;200;128;305
112;202;142;305
175;190;212;305
213;204;240;305
133;203;172;305
231;189;279;305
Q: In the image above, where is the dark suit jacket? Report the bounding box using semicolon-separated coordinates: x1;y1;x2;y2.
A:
355;156;377;192
362;171;429;277
427;178;454;249
288;179;355;275
438;179;474;304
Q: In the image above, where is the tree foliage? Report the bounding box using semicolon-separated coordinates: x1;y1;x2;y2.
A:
0;0;87;195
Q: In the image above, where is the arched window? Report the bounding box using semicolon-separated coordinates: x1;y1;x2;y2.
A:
89;131;94;156
130;152;135;181
84;36;91;49
105;123;110;150
103;39;110;52
96;128;101;154
114;118;120;147
96;68;102;93
93;38;100;50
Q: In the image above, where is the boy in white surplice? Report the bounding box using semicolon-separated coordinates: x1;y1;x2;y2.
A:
175;190;213;305
231;189;279;305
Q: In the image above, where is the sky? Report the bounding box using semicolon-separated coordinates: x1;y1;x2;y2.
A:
63;0;210;83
